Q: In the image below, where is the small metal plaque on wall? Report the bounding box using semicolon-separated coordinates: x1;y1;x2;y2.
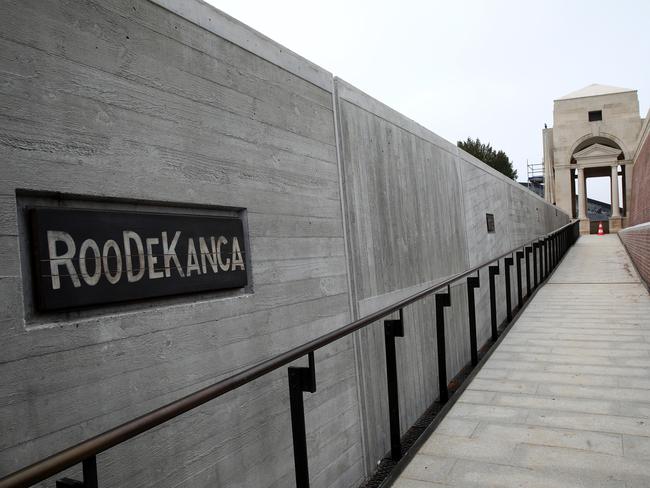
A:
486;213;495;233
29;208;248;311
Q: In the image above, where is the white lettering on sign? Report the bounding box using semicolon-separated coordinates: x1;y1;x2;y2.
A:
199;237;219;274
47;231;81;290
79;239;101;286
232;237;245;270
186;238;201;277
102;239;122;284
216;236;230;271
45;230;246;290
146;237;163;280
123;231;145;283
161;231;184;278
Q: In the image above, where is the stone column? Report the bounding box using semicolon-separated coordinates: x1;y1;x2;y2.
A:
542;128;555;203
610;164;622;232
577;167;587;219
611;165;621;217
554;167;573;217
577;166;589;234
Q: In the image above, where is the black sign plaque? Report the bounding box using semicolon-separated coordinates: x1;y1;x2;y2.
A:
486;213;495;233
29;207;248;311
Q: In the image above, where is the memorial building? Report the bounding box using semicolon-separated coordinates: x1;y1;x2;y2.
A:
542;84;644;233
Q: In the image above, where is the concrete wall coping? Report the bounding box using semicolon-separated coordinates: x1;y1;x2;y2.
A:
148;0;333;92
619;220;650;233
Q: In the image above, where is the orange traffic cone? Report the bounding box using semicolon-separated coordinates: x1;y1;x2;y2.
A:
597;222;604;235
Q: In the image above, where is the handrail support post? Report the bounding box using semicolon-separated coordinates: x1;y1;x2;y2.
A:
532;242;539;289
466;275;480;366
504;256;513;323
435;287;452;404
488;264;500;342
515;251;524;309
288;352;316;488
525;246;532;297
56;457;98;488
384;311;405;461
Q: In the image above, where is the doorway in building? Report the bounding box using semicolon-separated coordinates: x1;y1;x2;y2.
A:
586;175;611;233
573;171;614;233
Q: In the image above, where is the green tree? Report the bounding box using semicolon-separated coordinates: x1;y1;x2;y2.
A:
457;137;518;180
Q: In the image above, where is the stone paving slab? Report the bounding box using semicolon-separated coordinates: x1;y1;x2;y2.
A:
393;235;650;487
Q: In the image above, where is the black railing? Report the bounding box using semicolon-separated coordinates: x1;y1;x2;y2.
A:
0;220;580;488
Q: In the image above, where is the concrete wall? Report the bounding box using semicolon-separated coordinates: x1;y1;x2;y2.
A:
628;112;650;226
620;111;650;286
334;80;568;469
0;1;569;486
0;1;361;487
334;79;471;468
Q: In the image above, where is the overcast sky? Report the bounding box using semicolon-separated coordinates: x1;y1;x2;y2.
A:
207;0;649;202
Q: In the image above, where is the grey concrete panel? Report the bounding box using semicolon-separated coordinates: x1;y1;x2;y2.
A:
335;81;568;473
335;79;472;467
459;159;514;268
0;1;361;487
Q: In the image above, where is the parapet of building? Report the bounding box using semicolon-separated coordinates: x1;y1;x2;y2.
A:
542;84;644;234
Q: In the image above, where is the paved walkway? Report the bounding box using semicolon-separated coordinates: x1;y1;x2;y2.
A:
394;235;650;488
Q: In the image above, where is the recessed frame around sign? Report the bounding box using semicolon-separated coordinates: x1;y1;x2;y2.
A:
29;207;248;311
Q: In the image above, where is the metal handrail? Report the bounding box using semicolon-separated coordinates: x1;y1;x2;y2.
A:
0;220;579;488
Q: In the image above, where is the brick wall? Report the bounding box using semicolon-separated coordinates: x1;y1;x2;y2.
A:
621;117;650;287
620;224;650;286
630;129;650;226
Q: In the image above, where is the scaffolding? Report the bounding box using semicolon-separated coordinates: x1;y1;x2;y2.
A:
525;160;545;198
527;160;544;184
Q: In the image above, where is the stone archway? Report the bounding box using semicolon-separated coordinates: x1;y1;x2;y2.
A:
569;133;630;162
571;139;626;234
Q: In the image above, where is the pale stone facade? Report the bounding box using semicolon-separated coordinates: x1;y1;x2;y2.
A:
543;84;644;233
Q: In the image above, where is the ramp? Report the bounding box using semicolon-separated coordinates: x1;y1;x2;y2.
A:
394;235;650;487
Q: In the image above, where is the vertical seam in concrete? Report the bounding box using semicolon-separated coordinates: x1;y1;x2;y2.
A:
331;75;369;478
332;78;359;320
455;154;472;270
